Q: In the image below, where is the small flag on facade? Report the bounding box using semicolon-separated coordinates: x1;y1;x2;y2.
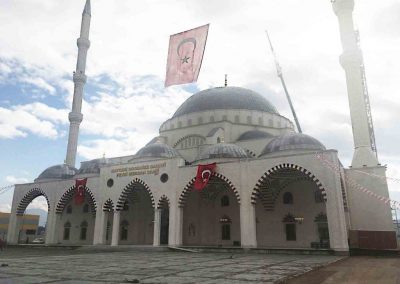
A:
165;24;209;87
194;162;216;191
75;178;87;205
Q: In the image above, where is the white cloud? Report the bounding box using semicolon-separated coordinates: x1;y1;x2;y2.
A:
20;76;56;95
5;175;29;184
0;203;11;213
0;106;60;139
26;196;48;212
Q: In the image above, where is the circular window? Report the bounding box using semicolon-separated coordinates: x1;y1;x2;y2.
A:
107;178;114;188
160;173;169;183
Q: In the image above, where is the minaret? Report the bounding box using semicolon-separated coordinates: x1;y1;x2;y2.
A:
332;0;379;167
65;0;91;167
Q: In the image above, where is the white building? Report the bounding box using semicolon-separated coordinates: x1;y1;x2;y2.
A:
7;0;397;253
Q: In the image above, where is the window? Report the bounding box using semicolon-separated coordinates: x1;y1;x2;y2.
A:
63;222;71;240
106;221;111;241
198;117;203;124
258;117;263;125
80;221;88;240
210;116;215;122
268;119;273;126
188;119;192;126
222;115;227;121
26;229;36;235
283;192;293;204
315;190;324;203
122;202;129;211
66;205;72;214
217;137;221;143
120;220;129;241
222;224;231;240
83;204;89;213
221;195;230;207
247;116;252;124
285;223;296;241
178;121;182;128
234;115;240;123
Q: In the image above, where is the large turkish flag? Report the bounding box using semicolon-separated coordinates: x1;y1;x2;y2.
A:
194;163;216;191
75;178;87;205
165;24;209;87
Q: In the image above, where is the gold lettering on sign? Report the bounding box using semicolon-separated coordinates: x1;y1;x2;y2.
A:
111;162;166;178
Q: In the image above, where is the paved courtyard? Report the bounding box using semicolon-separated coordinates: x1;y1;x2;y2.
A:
0;247;342;284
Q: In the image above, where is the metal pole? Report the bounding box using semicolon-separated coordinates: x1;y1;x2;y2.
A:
265;30;302;133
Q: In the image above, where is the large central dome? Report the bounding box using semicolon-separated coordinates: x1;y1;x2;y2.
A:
172;86;278;118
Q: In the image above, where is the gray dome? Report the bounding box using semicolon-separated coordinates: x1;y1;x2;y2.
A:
237;130;274;141
135;143;179;159
197;143;250;160
78;157;108;175
35;164;77;182
260;132;325;156
173;87;278;118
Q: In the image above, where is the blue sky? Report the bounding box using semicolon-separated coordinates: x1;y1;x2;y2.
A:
0;0;400;215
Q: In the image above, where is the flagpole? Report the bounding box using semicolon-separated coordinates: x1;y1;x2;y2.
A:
265;30;302;133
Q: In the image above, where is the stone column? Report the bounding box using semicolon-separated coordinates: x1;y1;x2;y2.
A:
111;210;120;246
325;155;349;253
153;208;161;246
6;213;20;244
93;209;107;245
240;203;257;248
45;211;61;245
169;205;183;246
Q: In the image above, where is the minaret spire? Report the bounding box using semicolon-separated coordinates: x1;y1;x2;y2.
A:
332;0;379;167
65;0;91;167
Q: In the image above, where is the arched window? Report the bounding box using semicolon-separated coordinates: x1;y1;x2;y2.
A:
80;221;88;240
83;204;89;213
283;192;293;204
221;195;230;207
210;116;215;122
106;221;111;241
120;220;129;241
63;222;71;240
66;205;72;214
315;190;324;203
123;202;129;211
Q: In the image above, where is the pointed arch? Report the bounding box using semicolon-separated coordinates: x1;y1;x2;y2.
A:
179;172;240;208
16;188;50;215
157;195;170;209
251;163;327;210
103;198;114;212
116;178;155;211
56;185;97;215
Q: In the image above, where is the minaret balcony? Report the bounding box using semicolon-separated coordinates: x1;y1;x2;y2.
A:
77;38;90;49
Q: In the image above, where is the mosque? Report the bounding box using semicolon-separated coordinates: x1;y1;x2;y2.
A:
6;0;397;253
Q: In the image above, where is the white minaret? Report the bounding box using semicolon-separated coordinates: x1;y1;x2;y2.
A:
332;0;379;168
65;0;91;167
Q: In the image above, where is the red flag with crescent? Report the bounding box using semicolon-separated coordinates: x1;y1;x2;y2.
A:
165;24;209;87
75;178;87;205
194;163;216;191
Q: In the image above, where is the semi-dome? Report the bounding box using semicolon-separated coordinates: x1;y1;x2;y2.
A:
173;86;278;118
260;132;325;156
237;130;274;141
78;157;109;175
196;143;250;160
134;143;179;159
35;164;77;182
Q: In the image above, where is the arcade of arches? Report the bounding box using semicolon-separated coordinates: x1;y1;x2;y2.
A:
9;170;333;249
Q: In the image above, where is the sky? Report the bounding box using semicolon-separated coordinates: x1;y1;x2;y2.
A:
0;0;399;216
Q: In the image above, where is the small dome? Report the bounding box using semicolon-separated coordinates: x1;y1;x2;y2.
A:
135;143;179;159
237;130;273;141
78;157;108;175
197;143;250;160
173;87;278;118
35;164;77;182
260;132;325;156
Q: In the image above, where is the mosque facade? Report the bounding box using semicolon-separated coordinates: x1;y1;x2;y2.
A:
6;0;397;253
